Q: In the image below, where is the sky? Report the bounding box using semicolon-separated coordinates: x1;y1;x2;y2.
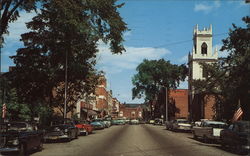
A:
1;0;249;104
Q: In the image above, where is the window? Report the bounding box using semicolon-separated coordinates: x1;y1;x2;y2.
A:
201;42;207;54
202;67;208;78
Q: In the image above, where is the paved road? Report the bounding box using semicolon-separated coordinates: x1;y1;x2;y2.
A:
31;124;244;156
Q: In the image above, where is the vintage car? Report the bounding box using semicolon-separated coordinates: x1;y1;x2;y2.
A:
192;120;227;143
90;121;105;130
44;119;79;142
103;120;112;127
75;120;93;136
111;119;126;125
92;119;108;128
149;120;155;124
166;119;192;132
220;121;250;153
154;118;164;125
130;119;139;125
0;122;43;155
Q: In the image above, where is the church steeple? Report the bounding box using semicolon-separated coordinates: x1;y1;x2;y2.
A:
189;24;218;80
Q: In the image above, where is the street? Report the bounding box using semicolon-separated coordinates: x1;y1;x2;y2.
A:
32;124;241;156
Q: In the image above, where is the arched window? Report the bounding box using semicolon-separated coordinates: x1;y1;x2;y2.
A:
201;42;207;54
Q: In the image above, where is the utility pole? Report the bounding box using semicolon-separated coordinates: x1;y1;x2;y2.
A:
64;50;68;119
165;88;168;121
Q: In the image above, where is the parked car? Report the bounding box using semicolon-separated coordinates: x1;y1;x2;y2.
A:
75;120;93;136
220;121;250;153
125;119;131;124
90;121;105;130
166;119;192;132
149;120;155;124
192;120;227;143
0;122;44;155
111;119;126;125
139;120;146;124
130;119;139;125
44;119;79;142
103;120;111;128
154;118;164;125
92;119;108;128
165;120;174;130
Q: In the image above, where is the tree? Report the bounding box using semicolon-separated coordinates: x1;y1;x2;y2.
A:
0;0;39;43
9;0;128;118
192;16;250;121
0;73;31;121
132;59;188;119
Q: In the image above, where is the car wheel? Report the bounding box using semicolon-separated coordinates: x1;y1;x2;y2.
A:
235;145;243;154
75;132;78;139
203;135;209;143
221;139;226;149
37;140;43;151
84;131;89;136
67;133;72;142
193;132;197;139
19;144;27;156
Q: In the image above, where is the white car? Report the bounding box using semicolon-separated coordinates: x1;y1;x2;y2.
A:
130;119;139;125
192;120;228;142
171;119;192;132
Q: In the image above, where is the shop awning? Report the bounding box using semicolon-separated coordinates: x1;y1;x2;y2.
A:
81;108;87;113
88;110;98;115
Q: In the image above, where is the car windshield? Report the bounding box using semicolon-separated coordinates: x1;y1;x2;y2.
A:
177;120;188;123
8;122;27;131
207;123;227;128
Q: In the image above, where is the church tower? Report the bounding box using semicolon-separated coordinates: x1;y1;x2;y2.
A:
188;24;218;121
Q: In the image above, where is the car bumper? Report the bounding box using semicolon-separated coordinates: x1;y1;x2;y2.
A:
44;135;70;140
0;147;19;152
79;130;87;135
177;126;192;131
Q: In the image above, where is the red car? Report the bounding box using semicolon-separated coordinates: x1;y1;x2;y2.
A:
75;120;93;136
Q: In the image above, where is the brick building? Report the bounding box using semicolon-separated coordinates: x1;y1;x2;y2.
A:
95;75;108;117
111;97;120;118
119;104;143;119
169;89;189;119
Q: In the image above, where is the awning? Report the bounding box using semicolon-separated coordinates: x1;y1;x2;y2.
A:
88;110;98;116
81;108;87;113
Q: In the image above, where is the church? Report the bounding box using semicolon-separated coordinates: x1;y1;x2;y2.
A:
188;24;218;121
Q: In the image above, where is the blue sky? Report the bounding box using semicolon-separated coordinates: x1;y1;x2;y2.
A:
1;0;249;104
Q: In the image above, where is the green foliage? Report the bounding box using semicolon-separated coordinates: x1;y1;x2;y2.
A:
0;75;31;121
0;0;38;44
132;59;188;119
132;59;188;101
192;16;250;120
9;0;127;117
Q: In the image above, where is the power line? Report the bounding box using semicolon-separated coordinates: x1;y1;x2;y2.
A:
153;32;228;48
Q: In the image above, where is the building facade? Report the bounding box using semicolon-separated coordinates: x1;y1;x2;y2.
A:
119;104;143;119
95;75;108;117
169;89;189;119
188;24;218;121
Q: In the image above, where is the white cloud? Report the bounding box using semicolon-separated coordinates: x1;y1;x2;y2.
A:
213;44;229;58
179;55;188;63
124;31;132;37
4;11;36;45
194;4;212;13
96;42;171;74
178;80;188;89
194;1;221;13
